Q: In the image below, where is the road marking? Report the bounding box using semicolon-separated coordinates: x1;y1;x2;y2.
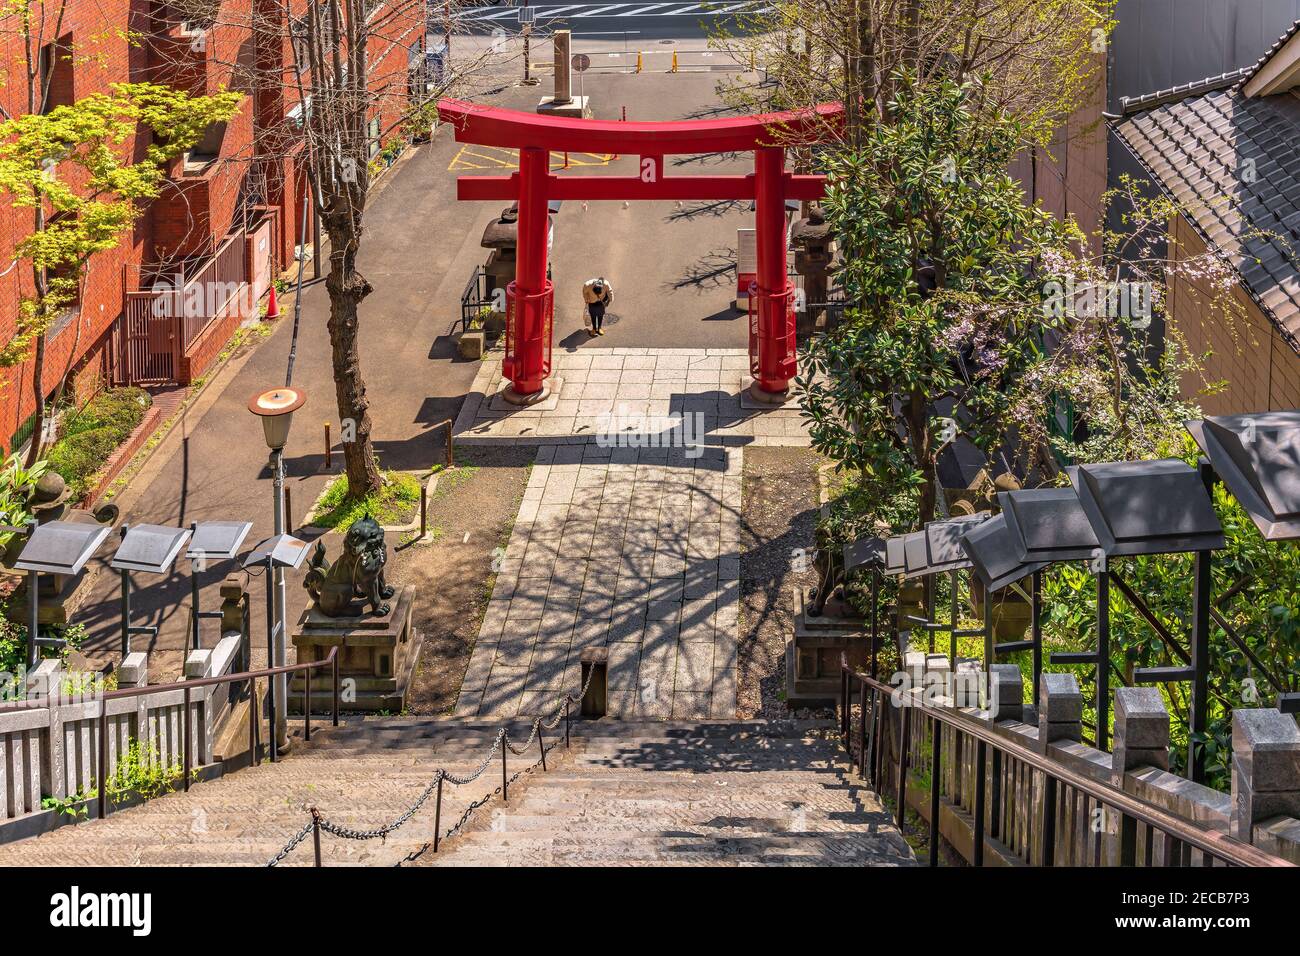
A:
572;4;628;15
448;144;615;171
455;2;772;19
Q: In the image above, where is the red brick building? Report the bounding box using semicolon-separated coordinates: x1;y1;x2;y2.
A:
0;0;425;453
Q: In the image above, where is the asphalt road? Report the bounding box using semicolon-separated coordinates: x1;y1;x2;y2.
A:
453;1;772;39
72;57;764;675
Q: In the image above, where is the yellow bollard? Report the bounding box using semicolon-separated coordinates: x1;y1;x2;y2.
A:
750;50;756;72
636;51;643;73
670;51;678;73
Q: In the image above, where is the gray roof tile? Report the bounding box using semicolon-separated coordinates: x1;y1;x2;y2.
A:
1115;88;1300;355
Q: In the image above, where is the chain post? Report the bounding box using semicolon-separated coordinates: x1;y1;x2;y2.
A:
501;730;509;803
433;773;444;853
537;721;547;771
311;806;322;866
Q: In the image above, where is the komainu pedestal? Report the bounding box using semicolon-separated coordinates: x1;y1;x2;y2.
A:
290;585;420;713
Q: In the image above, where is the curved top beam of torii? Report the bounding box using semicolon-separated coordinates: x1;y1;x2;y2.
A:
436;99;844;154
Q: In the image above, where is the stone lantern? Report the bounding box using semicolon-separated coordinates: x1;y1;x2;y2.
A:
790;205;835;336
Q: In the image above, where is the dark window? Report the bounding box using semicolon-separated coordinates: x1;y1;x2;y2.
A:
38;34;74;113
185;120;226;171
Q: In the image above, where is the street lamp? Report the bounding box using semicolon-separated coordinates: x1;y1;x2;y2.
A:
248;386;306;752
12;520;111;669
109;523;192;657
999;487;1100;563
242;532;311;762
922;515;988;667
1067;459;1225;779
884;534;907;575
961;513;1047;685
843;535;886;677
1187;410;1300;714
1186;411;1300;540
185;520;253;652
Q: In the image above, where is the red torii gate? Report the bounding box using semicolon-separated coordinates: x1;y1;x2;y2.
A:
437;99;842;402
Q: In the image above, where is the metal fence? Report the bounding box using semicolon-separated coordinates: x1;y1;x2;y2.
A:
120;231;249;386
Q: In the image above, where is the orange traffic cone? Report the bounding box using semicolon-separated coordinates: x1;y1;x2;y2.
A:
265;284;280;320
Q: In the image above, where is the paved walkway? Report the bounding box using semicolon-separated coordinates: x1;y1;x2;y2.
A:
453;347;808;445
454;347;810;719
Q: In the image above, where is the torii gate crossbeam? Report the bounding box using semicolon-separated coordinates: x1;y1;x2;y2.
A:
438;99;842;402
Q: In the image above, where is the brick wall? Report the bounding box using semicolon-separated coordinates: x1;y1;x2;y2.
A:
0;0;418;453
1012;50;1108;259
1169;215;1300;415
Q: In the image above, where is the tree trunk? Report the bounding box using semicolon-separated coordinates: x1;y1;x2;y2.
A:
324;227;381;499
905;389;937;525
24;331;47;468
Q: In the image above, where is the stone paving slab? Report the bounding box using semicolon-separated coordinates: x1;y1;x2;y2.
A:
453;348;811;447
453;347;811;721
456;440;744;721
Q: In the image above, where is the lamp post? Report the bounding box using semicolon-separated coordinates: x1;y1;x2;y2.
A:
843;535;885;678
110;523;193;657
248;386;306;748
242;533;311;762
959;513;1047;687
1187;411;1300;714
1067;459;1225;777
13;520;111;670
185;521;253;652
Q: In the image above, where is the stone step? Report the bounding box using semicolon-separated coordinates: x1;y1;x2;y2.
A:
0;717;911;868
424;832;912;865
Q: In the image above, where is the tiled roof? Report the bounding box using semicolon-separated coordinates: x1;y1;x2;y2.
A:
1114;88;1300;352
1236;17;1300;90
1118;67;1254;115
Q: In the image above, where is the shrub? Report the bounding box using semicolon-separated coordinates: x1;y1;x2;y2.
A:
310;469;423;531
46;387;151;500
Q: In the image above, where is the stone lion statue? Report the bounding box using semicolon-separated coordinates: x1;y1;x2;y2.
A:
303;517;395;617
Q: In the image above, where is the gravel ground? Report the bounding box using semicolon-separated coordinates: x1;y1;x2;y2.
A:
737;446;830;719
384;445;534;715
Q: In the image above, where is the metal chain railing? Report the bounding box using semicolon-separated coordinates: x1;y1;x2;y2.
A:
267;663;596;866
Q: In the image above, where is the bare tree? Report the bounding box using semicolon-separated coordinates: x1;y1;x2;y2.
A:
142;0;503;498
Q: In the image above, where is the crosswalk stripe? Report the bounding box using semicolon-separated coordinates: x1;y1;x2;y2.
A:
455;2;770;19
572;3;628;15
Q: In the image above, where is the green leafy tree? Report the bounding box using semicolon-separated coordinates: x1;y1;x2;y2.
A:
800;76;1078;526
711;0;1113;151
0;5;241;464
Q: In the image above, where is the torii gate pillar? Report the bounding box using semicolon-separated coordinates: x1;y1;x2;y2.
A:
439;99;842;404
750;146;797;400
504;146;554;402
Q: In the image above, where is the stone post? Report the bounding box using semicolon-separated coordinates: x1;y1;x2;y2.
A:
28;659;65;802
118;652;149;688
1111;687;1169;782
954;658;981;709
220;574;247;669
553;30;571;104
987;663;1023;722
1231;708;1300;844
579;647;607;718
1037;672;1082;754
923;653;950;704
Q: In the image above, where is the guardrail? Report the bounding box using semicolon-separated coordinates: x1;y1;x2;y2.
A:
839;654;1295;867
0;635;338;825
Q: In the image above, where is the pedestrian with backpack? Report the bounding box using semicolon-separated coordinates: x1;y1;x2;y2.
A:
583;277;613;337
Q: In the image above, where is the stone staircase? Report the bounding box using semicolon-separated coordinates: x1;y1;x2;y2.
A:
421;720;915;867
0;719;913;867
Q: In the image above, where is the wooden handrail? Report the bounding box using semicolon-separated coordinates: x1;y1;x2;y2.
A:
841;657;1294;868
